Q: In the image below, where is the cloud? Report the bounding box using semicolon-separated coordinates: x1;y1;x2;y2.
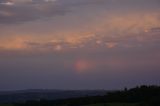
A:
0;0;160;52
0;0;68;24
0;12;160;52
0;2;14;6
0;0;160;24
0;0;56;4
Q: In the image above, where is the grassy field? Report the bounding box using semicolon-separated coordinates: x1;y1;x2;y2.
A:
0;104;13;106
0;103;140;106
85;103;139;106
0;103;141;106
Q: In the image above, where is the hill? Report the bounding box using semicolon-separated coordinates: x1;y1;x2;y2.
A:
0;89;107;103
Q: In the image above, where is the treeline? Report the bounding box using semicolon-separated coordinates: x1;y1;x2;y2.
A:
106;85;160;105
14;85;160;106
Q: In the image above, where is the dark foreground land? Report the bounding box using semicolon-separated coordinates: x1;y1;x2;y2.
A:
1;85;160;106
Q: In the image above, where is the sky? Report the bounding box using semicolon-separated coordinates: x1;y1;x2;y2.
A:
0;0;160;90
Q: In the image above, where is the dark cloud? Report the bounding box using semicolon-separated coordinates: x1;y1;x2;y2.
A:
0;0;103;24
0;0;160;24
0;0;68;24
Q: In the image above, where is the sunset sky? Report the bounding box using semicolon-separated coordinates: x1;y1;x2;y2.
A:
0;0;160;90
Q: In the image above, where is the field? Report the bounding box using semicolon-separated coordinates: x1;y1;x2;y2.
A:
0;104;13;106
85;103;139;106
0;103;139;106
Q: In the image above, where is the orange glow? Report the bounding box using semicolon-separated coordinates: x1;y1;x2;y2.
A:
0;37;29;50
106;42;117;48
74;59;93;73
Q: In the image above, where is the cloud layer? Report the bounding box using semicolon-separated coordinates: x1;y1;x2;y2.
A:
0;0;67;24
0;0;160;90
